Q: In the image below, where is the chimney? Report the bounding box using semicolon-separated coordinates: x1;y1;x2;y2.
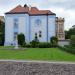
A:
24;4;27;7
29;5;31;11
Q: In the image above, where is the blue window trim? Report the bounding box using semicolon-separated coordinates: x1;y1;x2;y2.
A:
35;19;41;26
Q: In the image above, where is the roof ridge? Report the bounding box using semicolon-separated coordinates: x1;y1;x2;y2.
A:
5;5;56;15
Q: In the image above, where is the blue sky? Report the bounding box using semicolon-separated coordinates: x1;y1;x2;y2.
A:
0;0;75;30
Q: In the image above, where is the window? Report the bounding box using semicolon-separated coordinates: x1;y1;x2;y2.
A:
14;18;18;22
39;31;42;37
35;19;41;26
35;33;38;40
35;33;37;36
14;18;18;32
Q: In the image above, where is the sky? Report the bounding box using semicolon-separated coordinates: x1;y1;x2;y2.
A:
0;0;75;30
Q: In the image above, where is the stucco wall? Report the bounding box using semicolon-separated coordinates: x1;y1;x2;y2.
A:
5;16;14;45
4;14;30;45
48;15;56;42
5;14;56;46
30;15;47;42
30;15;56;42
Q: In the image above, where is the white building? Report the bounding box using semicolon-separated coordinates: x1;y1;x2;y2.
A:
4;4;65;46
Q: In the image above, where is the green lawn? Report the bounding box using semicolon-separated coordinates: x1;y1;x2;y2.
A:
0;48;75;61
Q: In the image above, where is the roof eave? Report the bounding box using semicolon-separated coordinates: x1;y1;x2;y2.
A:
5;12;28;14
29;13;56;16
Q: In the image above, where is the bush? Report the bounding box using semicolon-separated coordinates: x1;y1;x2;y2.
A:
58;45;75;54
0;20;5;46
25;44;31;48
38;42;51;48
58;35;75;54
22;42;58;48
21;42;26;47
30;40;39;48
50;36;58;46
70;35;75;47
17;33;25;46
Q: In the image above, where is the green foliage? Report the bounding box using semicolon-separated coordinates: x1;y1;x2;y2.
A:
58;45;75;54
50;36;58;46
25;44;31;48
70;35;75;47
30;40;39;48
65;25;75;39
23;42;57;48
21;42;26;47
59;33;75;54
0;20;5;45
38;42;51;48
0;48;75;61
17;33;25;46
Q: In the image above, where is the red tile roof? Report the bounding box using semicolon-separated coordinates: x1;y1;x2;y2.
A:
6;5;56;15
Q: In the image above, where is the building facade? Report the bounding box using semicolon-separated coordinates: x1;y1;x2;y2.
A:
56;17;65;40
4;4;65;46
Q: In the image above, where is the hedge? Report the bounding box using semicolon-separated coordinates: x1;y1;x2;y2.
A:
58;45;75;54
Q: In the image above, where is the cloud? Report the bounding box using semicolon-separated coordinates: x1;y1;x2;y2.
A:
39;0;75;10
0;0;75;30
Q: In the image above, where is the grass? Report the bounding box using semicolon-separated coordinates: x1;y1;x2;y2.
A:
0;48;75;61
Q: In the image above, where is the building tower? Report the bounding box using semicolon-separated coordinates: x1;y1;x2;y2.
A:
56;17;65;40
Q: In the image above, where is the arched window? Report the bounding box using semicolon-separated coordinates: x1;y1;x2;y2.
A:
14;18;18;32
35;19;41;26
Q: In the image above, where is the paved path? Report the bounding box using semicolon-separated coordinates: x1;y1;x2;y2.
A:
0;60;75;75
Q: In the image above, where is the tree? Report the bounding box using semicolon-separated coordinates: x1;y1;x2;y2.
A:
50;36;58;45
0;20;5;45
70;35;75;47
65;25;75;39
17;33;25;46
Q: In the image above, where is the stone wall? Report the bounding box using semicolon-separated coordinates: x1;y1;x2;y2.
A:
58;40;69;46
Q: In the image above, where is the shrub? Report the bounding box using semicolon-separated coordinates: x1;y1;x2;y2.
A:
21;42;26;47
30;40;39;48
17;33;25;46
38;42;51;48
58;45;75;54
0;20;5;45
50;36;58;46
70;35;75;47
25;44;31;48
58;35;75;54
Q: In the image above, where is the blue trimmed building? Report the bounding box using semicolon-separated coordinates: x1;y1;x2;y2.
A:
4;4;62;46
